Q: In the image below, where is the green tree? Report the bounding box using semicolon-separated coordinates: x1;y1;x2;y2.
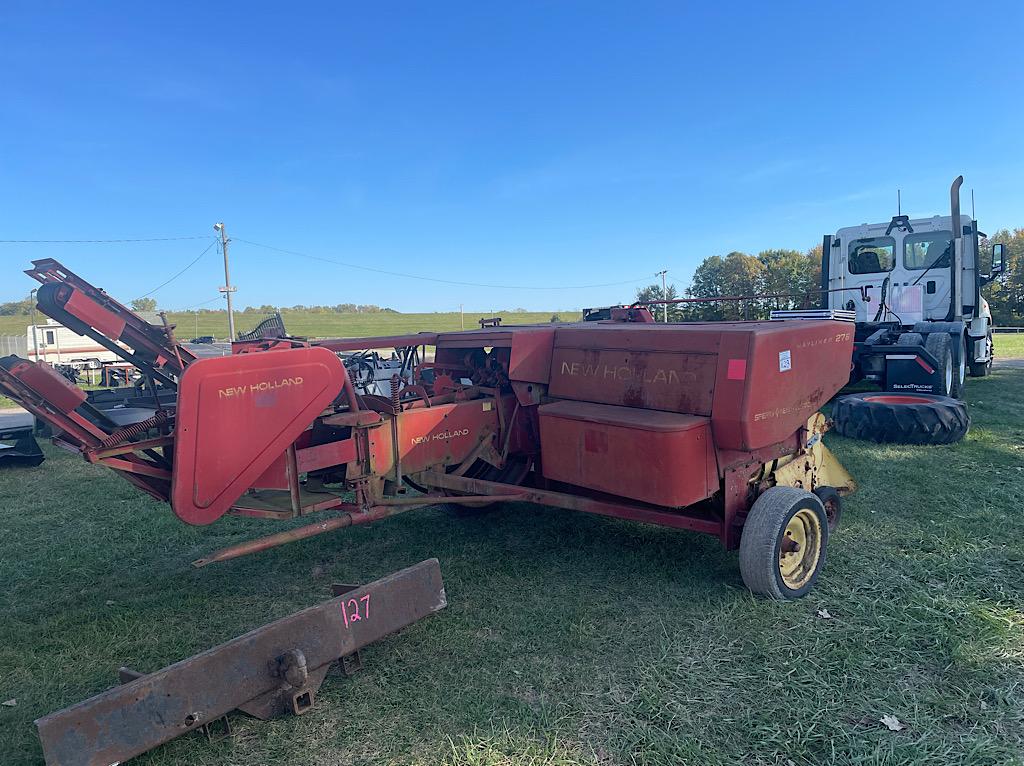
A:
635;283;685;322
757;248;822;310
130;297;157;312
979;228;1024;326
0;295;34;315
688;252;765;319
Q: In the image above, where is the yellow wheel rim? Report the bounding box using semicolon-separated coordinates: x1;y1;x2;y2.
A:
778;508;823;590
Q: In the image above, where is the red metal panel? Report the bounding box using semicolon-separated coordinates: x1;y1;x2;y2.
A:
250;451;288;490
711;321;853;451
547;324;724;415
64;288;127;340
296;438;358;473
554;324;723;354
538;400;714;507
1;357;87;412
171;347;348;525
709;331;751;450
396;399;501;475
548;347;717;415
507;328;555;383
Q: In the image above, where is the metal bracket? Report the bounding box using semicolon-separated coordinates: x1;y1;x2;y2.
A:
339;650;364;677
35;559;447;766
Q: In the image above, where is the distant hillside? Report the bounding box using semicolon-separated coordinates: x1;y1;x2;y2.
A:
0;309;572;341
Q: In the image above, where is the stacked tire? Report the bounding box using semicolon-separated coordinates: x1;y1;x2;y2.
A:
831;392;970;445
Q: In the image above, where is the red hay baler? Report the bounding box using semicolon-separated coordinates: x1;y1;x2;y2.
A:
1;259;856;598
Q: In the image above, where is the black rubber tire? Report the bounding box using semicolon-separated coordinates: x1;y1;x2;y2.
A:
442;458;530;516
739;487;828;600
969;333;992;377
896;332;924;347
950;334;967;399
831;392;970;445
813;486;842;532
924;332;954;397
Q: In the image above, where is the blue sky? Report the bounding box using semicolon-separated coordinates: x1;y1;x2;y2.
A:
2;1;1022;313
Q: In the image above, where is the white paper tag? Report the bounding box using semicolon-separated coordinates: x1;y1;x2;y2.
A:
779;350;792;372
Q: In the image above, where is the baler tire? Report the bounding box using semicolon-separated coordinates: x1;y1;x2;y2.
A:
813;486;842;532
739;487;828;600
831;392;969;445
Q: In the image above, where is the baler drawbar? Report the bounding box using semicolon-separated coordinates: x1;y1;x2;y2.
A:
1;258;856;598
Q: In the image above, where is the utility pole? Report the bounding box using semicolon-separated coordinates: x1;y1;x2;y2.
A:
655;270;668;323
460;303;464;330
214;222;236;340
29;287;40;361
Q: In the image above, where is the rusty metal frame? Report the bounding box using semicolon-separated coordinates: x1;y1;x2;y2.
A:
34;559;447;766
420;470;722;535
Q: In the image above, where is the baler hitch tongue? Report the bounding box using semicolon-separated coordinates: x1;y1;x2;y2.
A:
33;559;447;766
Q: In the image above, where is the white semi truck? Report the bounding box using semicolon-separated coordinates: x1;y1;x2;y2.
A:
819;176;1005;398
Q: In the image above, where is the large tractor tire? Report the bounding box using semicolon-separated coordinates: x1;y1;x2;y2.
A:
739;487;829;600
831;392;970;445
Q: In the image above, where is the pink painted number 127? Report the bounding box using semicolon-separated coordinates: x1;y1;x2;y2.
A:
341;593;370;628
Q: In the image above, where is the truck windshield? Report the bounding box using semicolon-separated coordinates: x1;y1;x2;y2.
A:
904;231;952;270
848;237;895;274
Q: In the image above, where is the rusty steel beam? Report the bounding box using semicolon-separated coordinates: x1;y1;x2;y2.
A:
421;471;723;536
192;494;525;568
35;559;447;766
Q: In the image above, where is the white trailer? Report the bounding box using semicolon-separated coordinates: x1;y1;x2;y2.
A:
25;320;122;368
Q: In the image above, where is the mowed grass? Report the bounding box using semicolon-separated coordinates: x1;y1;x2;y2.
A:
996;332;1024;359
0;310;567;342
2;376;1024;764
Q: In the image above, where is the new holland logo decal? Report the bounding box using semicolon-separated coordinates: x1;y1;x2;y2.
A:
218;376;304;398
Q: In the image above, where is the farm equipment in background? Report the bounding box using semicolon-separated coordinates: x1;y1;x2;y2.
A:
1;257;856;600
0;415;44;468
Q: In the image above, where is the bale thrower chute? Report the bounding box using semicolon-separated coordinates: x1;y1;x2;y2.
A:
1;257;856;599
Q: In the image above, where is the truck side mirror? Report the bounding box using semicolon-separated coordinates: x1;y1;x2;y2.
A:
991;243;1006;276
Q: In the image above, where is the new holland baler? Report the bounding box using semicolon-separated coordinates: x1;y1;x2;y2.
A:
1;259;856;599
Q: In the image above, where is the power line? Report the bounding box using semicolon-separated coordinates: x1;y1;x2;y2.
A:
233;237;652;290
136;239;219;298
0;235;210;244
180;295;223;311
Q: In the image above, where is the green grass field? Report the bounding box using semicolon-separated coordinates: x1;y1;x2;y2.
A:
996;332;1024;359
2;369;1024;763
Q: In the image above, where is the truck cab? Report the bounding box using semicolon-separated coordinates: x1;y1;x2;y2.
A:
819;177;1005;397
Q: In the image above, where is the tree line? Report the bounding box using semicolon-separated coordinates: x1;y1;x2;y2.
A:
636;233;1024;326
979;229;1024;326
0;296;397;316
636;248;822;322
